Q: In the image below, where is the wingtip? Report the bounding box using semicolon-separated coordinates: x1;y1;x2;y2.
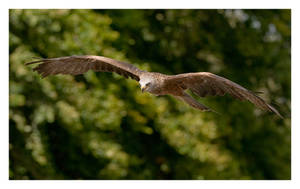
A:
25;59;43;66
276;112;284;119
267;104;284;119
209;109;221;115
25;57;50;65
254;91;264;94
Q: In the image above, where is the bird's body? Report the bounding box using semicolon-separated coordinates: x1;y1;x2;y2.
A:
139;72;167;95
139;72;181;96
26;55;282;118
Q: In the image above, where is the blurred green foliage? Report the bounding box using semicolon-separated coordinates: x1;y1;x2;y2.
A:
9;9;291;180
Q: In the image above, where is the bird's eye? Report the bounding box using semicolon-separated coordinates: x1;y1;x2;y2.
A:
146;83;150;87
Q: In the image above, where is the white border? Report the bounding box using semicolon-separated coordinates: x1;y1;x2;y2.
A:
1;6;9;184
5;0;294;9
2;0;298;188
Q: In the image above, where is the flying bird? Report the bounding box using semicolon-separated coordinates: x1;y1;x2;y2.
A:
26;55;282;118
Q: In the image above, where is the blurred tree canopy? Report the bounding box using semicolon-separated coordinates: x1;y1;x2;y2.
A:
9;9;291;180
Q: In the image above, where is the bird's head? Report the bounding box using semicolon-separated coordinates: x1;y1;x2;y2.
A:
139;77;154;93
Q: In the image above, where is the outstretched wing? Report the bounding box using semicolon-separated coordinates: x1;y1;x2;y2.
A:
165;72;282;118
26;55;144;81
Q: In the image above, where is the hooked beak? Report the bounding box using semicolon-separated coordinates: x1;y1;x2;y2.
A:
141;86;146;93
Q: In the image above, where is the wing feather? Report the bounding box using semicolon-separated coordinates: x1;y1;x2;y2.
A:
26;55;143;81
166;72;282;118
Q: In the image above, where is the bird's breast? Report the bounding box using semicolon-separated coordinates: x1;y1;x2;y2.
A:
155;80;183;96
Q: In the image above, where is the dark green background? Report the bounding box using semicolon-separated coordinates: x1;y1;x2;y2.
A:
9;9;291;180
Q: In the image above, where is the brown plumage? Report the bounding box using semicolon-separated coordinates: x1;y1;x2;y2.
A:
26;55;143;81
26;55;282;118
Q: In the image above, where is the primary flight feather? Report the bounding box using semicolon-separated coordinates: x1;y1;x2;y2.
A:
26;55;282;118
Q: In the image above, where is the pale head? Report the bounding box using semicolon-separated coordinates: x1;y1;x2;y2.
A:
139;75;155;93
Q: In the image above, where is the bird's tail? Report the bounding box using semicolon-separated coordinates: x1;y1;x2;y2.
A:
176;92;219;114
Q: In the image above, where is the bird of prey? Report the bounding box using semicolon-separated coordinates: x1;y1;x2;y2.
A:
26;55;282;118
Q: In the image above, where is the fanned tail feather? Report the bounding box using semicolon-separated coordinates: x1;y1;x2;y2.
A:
175;93;219;114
